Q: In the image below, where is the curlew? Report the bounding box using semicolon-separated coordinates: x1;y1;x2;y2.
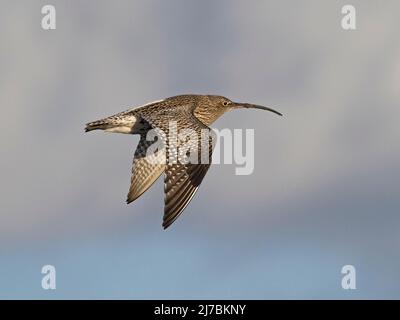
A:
85;94;282;229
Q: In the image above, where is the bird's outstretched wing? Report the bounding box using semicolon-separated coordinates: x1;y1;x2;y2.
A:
127;127;166;203
140;109;215;229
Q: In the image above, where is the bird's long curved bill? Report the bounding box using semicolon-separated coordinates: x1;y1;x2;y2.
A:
237;103;283;116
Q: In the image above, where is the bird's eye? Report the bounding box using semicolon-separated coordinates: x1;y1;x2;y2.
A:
223;101;229;106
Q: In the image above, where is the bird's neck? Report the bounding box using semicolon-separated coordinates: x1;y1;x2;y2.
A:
194;106;228;126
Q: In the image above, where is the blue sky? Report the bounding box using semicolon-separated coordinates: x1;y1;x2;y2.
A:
1;0;400;299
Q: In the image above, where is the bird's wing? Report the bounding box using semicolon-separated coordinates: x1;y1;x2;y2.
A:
140;109;215;229
163;160;212;229
127;130;166;203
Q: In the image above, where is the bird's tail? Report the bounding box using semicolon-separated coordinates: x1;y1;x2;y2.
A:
85;112;137;134
85;118;112;132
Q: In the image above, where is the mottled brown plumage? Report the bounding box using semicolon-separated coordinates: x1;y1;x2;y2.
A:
85;94;282;229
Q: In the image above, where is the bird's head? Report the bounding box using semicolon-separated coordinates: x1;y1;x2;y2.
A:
213;95;282;115
194;95;282;125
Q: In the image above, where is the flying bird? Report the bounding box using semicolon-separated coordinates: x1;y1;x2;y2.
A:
85;94;282;229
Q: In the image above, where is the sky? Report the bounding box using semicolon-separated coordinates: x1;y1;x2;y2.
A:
0;0;400;299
